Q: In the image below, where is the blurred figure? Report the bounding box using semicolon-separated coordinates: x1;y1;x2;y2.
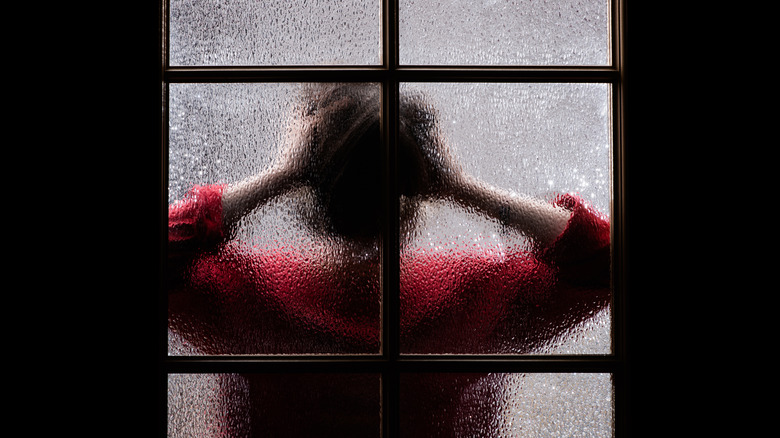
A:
167;84;610;437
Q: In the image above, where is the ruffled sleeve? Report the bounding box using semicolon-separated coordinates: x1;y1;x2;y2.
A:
168;184;227;258
539;194;611;287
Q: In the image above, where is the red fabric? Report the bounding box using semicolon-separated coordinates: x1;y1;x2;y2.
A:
168;185;225;259
167;185;610;355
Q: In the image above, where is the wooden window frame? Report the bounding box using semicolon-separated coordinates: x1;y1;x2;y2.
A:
157;1;629;436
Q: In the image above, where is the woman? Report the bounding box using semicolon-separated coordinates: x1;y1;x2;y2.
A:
167;84;611;436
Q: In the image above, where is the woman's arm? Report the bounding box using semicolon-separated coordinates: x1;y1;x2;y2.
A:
221;107;321;230
222;89;378;231
410;134;571;246
400;110;571;246
449;175;571;246
221;164;297;231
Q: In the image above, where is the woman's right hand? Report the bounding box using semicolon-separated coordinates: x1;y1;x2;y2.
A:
398;97;466;200
221;114;315;228
279;85;380;189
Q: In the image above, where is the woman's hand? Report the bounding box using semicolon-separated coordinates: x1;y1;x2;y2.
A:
279;86;380;189
223;86;381;229
398;98;466;200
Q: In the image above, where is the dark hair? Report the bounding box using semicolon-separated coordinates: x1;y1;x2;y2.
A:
298;84;437;240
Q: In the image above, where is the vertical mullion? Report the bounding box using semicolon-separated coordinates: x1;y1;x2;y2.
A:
381;0;400;436
381;79;400;438
613;1;627;436
159;0;169;436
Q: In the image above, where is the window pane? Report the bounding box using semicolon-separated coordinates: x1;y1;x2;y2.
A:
399;83;611;354
400;373;613;437
399;0;610;66
168;83;382;355
169;0;382;66
168;373;381;437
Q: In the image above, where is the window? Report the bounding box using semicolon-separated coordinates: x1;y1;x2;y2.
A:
160;0;628;436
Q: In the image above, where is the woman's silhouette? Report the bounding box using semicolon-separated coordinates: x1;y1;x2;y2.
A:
167;83;611;437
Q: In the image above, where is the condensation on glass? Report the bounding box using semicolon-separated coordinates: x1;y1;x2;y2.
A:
399;82;612;355
167;83;383;355
400;373;614;438
399;0;611;66
168;373;381;437
169;0;382;66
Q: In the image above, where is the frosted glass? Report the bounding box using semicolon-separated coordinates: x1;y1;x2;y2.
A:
168;83;382;355
400;83;611;213
169;0;382;66
399;83;611;355
168;83;299;204
167;82;610;356
399;0;610;66
168;373;381;437
400;373;613;438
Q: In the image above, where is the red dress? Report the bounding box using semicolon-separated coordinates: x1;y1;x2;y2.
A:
169;183;609;354
167;184;611;436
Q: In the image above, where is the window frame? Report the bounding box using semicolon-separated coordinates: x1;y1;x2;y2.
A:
157;0;629;436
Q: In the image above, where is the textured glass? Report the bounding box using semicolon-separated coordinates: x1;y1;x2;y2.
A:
168;83;382;355
399;82;611;354
169;373;381;437
399;0;610;66
400;373;613;437
169;0;382;66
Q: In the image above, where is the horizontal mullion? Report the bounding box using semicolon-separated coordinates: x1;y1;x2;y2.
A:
164;66;390;83
164;355;619;374
396;355;619;373
396;66;619;83
163;66;618;83
165;356;389;374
